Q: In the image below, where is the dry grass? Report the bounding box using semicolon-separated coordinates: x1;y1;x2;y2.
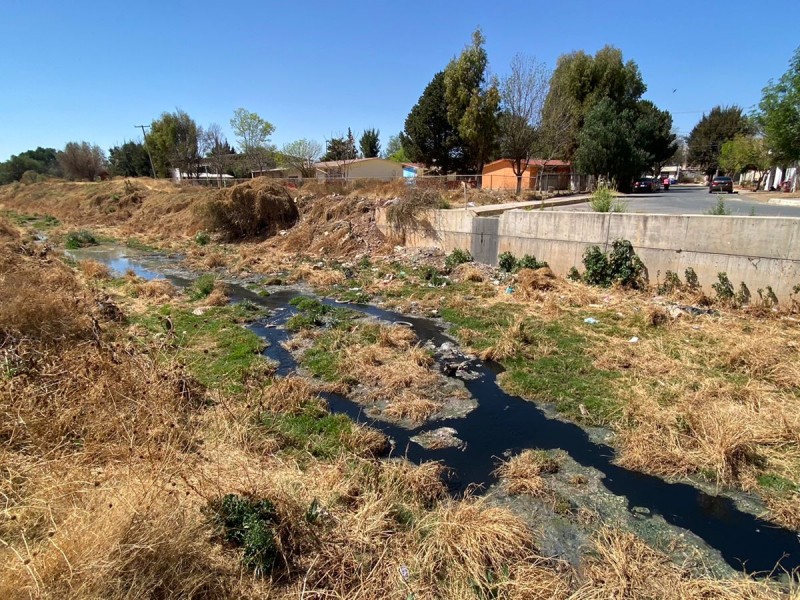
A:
255;376;325;415
205;283;230;306
288;263;347;287
135;278;179;299
203;252;227;269
570;527;788;599
494;449;560;497
516;266;556;295
78;258;111;280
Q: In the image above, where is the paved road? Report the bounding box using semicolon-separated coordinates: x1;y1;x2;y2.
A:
550;184;800;217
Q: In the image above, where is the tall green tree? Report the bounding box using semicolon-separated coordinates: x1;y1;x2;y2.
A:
108;141;151;177
443;29;500;173
321;128;358;162
542;46;645;160
229;108;276;175
401;71;465;173
149;109;201;178
58;141;106;181
719;135;771;188
359;128;381;158
759;46;800;166
498;53;549;193
635;100;678;173
687;106;752;175
0;147;60;184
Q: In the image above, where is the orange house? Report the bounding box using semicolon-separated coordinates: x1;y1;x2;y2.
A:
482;158;571;191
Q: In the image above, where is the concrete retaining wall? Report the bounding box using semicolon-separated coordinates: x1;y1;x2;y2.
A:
376;208;800;300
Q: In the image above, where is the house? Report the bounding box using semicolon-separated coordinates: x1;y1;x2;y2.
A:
314;157;403;180
252;166;303;179
482;158;571;191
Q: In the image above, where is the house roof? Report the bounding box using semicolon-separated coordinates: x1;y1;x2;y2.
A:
483;158;571;170
314;157;393;168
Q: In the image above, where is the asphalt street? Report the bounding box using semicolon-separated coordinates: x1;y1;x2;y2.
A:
551;184;800;217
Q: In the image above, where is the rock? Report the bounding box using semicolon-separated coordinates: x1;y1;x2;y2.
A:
631;506;651;516
411;427;464;450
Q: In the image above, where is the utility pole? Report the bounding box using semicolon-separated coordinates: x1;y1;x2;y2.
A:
135;124;157;179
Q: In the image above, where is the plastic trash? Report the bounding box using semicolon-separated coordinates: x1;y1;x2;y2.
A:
583;317;599;325
628;336;639;343
505;286;514;294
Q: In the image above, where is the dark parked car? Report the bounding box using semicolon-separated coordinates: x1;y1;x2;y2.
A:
709;176;734;193
633;178;657;192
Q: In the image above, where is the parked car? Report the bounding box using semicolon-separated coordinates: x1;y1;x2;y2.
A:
633;177;661;192
709;176;734;194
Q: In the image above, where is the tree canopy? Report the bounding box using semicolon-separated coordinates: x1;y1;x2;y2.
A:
359;128;381;158
443;29;500;172
687;106;752;175
384;135;409;163
321;128;357;162
758;46;800;164
149;109;201;177
0;147;60;184
281;139;322;177
58;141;106;181
401;71;465;173
542;46;646;160
109;141;152;177
230;108;276;174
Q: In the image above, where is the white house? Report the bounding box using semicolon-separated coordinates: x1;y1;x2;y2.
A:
314;157;403;180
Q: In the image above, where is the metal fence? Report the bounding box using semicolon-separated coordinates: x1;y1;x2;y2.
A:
179;172;594;193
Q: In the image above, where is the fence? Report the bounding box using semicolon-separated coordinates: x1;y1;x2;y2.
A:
178;173;594;193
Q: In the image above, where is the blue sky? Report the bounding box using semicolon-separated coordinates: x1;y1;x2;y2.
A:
0;0;796;161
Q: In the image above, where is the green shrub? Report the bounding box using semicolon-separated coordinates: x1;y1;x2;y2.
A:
213;494;280;575
287;296;353;331
712;272;735;302
64;230;98;249
580;240;646;289
684;267;700;291
444;248;473;271
736;282;751;306
517;254;548;270
757;286;778;308
498;251;517;273
706;198;732;215
194;231;211;246
567;266;582;282
188;274;216;300
589;182;626;213
658;270;682;294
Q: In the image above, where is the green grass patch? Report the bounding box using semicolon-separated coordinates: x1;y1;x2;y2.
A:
757;473;798;493
2;210;60;230
260;406;355;459
188;274;216;300
64;230;98;249
125;237;159;252
286;296;357;332
440;303;521;351
134;303;267;392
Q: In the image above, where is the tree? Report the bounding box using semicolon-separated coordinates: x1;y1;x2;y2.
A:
401;71;465;173
281;139;322;177
58;141;106;181
687;106;752;175
0;147;60;184
108;141;151;177
383;135;409;162
542;46;646;160
574;98;675;192
759;46;800;169
202;124;232;186
719;135;771;188
498;53;549;193
230;108;276;175
321;128;358;162
443;29;500;173
149;109;201;178
359;128;381;158
536;87;576;190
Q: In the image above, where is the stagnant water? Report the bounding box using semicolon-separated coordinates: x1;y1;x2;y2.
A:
73;247;800;575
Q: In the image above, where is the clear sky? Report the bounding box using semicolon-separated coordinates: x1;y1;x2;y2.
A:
0;0;796;161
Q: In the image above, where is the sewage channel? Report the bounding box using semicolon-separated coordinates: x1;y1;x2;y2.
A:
72;246;800;576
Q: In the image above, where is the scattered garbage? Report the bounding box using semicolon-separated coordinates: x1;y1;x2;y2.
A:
505;286;514;294
628;336;639;343
583;317;599;325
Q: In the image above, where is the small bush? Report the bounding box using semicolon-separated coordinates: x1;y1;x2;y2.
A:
188;274;216;300
684;267;700;291
589;182;626;213
712;272;735;303
385;187;449;227
444;248;473;271
213;494;281;575
567;266;582;282
706;198;732;216
64;230;98;249
658;270;682;294
581;239;646;289
517;254;548;270
498;251;517;273
757;286;778;308
194;231;211;246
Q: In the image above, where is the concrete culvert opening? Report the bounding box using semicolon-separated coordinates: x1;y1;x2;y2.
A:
204;179;299;241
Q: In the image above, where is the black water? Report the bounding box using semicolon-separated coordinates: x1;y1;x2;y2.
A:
85;249;800;576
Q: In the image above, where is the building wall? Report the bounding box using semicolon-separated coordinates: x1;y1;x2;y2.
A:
348;159;403;179
376;208;800;301
483;162;531;190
